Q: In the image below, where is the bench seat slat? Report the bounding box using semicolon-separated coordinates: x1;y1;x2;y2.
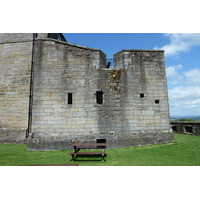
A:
72;143;106;147
68;152;106;155
74;146;106;149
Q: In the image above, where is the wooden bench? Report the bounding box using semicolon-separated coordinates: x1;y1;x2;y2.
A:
68;143;107;161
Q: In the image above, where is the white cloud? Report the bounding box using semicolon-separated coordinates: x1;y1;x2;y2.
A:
169;86;200;116
166;65;200;116
157;33;200;115
166;64;183;77
184;69;200;85
166;64;184;85
156;33;200;57
169;86;200;101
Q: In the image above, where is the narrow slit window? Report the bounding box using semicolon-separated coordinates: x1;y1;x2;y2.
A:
68;93;73;104
155;100;159;104
140;93;144;98
96;90;104;104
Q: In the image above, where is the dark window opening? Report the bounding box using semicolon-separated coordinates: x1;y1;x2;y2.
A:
185;126;193;133
96;139;107;143
68;93;73;104
155;100;160;104
140;93;144;98
171;126;177;131
96;90;104;104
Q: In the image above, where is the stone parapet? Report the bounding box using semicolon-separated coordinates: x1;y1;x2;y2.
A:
171;122;200;135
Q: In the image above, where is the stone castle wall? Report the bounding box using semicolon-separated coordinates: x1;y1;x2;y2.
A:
0;34;173;150
28;39;107;149
0;33;46;43
0;34;65;144
0;33;65;43
27;39;173;150
0;40;32;143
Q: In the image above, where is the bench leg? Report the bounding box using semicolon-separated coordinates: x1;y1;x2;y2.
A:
102;149;105;161
102;153;105;161
71;154;75;161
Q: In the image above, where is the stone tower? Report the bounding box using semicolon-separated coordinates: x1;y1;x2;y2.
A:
0;33;173;150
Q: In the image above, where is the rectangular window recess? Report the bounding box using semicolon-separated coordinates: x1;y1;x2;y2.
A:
184;126;193;133
155;100;159;104
68;93;73;104
171;126;177;131
140;93;144;98
96;90;104;104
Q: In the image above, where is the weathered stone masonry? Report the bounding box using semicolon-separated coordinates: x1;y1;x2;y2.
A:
0;38;32;143
0;34;66;144
0;33;173;150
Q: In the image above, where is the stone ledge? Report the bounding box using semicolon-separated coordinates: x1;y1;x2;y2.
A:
0;37;106;55
114;49;164;56
37;38;106;54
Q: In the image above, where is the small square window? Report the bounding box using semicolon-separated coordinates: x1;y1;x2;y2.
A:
140;93;144;98
155;100;159;104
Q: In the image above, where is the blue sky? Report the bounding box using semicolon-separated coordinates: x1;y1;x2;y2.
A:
63;33;200;117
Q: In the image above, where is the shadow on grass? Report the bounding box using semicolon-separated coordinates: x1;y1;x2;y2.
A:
70;154;107;162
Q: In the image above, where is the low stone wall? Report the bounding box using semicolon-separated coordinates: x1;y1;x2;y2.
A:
171;122;200;135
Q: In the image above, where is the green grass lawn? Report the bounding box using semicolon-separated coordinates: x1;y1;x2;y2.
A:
1;133;200;166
